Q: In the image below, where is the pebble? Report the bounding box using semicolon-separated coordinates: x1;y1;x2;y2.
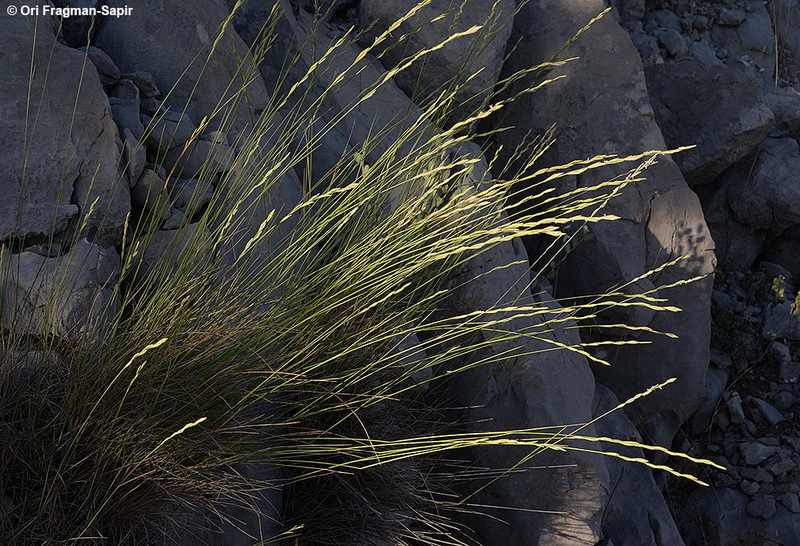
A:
747;494;777;518
719;8;746;26
764;456;795;476
782;493;800;513
751;397;786;426
727;392;747;424
740;479;760;496
658;29;688;58
740;467;774;483
773;390;794;409
740;442;780;466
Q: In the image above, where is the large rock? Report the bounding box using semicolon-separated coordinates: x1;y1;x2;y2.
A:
494;1;716;447
593;384;685;546
0;240;120;340
723;138;800;235
645;60;773;187
95;0;269;136
0;11;130;244
358;0;514;124
442;154;608;545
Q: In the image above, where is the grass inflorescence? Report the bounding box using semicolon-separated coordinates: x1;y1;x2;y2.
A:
0;2;719;544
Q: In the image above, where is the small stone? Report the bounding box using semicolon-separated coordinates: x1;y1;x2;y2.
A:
658;29;689;58
713;472;736;488
740;442;780;465
143;112;198;153
79;45;120;86
741;479;760;496
763;303;800;341
690;40;724;66
783;436;800;452
162;208;185;230
631;33;663;65
747;494;777;518
773;390;794;409
740;467;774;483
109;98;144;141
121;128;146;186
751;397;786;426
121;71;160;98
110;79;140;103
141;97;163;116
693;15;711;31
132;168;171;220
727;392;746;424
713;289;738;312
648;9;683;33
719;8;747;27
167;178;214;215
782;493;800;513
764;456;795;476
201;130;228;145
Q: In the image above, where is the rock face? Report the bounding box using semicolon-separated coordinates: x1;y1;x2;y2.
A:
95;0;268;136
645;60;773;187
0;240;120;340
494;0;715;446
593;384;685;546
0;12;130;244
437;152;608;545
358;0;514;123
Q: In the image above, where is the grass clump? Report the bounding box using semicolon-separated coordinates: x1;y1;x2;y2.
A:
0;2;721;544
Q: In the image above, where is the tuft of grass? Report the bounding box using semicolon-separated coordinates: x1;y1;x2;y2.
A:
0;2;721;544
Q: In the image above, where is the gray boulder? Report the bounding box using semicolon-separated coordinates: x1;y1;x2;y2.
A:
441;153;609;545
0;12;130;244
723;138;800;235
594;384;685;546
645;60;773;187
358;0;514;124
95;0;268;136
494;1;715;447
0;240;120;340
